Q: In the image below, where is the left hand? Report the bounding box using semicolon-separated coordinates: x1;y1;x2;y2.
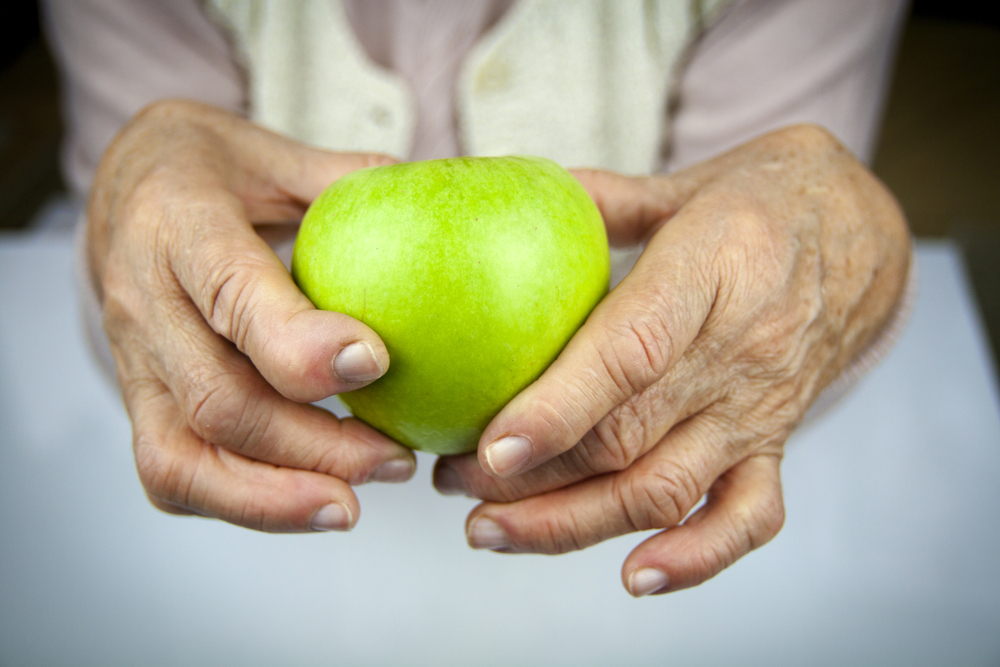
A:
432;125;911;596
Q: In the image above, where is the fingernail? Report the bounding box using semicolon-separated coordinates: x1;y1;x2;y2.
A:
368;458;415;483
467;517;511;550
433;464;467;496
333;341;384;383
484;435;532;477
310;503;353;531
628;568;669;597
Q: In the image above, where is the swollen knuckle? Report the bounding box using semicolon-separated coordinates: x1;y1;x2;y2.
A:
751;493;786;548
575;401;647;473
597;305;675;401
187;374;267;451
717;214;785;294
617;306;675;381
774;123;842;155
133;435;169;497
617;461;698;530
535;518;567;554
133;434;193;507
702;535;741;578
188;378;232;440
364;153;397;168
202;255;260;349
133;98;201;126
100;284;138;341
577;428;629;473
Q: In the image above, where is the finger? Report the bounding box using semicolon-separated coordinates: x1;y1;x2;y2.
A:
464;415;731;554
142;294;415;485
570;170;681;247
160;187;390;403
622;454;784;597
214;106;396;211
435;355;710;501
145;494;198;517
136;100;395;222
476;214;718;479
570;157;727;247
130;384;363;533
234;143;396;215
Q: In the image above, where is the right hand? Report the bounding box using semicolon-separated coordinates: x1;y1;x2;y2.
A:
89;99;416;532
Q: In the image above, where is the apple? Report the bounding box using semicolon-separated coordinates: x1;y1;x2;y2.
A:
292;156;610;455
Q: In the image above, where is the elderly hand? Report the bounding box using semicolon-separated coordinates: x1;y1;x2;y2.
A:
433;125;911;596
89;100;416;532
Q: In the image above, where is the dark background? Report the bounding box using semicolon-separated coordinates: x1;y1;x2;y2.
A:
1;0;998;369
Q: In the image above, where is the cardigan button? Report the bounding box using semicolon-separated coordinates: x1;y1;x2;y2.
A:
474;59;510;93
369;105;393;127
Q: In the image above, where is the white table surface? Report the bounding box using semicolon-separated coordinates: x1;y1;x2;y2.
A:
1;231;999;667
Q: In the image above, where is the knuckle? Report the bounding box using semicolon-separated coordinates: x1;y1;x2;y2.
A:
524;508;590;555
697;533;742;580
133;434;168;497
616;460;700;531
773;123;842;155
310;442;367;485
133;432;195;508
714;210;788;300
364;153;397;168
201;254;262;350
573;400;648;473
466;474;532;504
132;98;201;126
186;372;271;454
100;279;141;344
600;299;676;396
575;429;629;474
748;488;786;548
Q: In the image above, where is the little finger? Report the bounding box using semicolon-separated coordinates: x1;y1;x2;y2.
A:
622;454;785;597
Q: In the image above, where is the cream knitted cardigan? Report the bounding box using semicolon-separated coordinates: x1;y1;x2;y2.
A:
206;0;734;174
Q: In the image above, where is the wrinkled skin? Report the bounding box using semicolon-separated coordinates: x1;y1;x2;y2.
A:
89;100;416;533
432;125;911;596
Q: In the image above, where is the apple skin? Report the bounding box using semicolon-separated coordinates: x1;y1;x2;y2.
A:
292;156;610;455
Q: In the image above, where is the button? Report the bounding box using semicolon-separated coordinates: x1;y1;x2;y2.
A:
474;58;510;93
369;105;392;127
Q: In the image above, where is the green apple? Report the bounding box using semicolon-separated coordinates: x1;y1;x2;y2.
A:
292;156;610;455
